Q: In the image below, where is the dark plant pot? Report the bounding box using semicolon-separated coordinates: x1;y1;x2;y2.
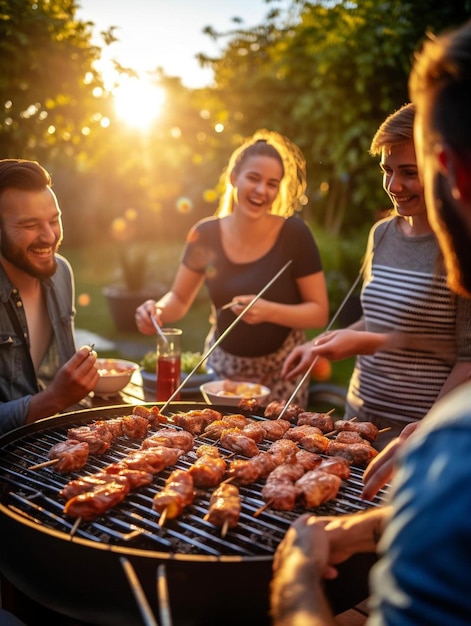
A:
103;283;167;332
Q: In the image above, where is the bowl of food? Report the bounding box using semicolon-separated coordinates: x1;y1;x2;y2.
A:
93;358;139;398
200;379;271;407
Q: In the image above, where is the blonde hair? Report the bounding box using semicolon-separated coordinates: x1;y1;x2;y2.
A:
369;103;415;156
216;129;307;217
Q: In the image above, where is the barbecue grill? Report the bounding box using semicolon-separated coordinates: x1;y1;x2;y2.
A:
0;403;386;626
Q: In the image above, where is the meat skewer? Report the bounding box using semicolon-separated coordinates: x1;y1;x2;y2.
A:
61;427;189;520
283;425;330;454
333;419;379;442
60;468;153;500
153;469;195;526
260;462;306;511
219;428;260;457
264;400;303;423
188;452;227;488
326;440;378;466
29;439;89;472
170;408;222;435
141;428;194;453
295;470;342;508
296;411;335;433
204;482;241;537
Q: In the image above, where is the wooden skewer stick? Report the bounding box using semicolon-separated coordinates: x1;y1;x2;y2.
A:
378;427;392;434
326;408;336;416
158;507;169;527
70;516;82;537
324;416;358;438
221;519;229;538
28;458;59;470
254;501;272;517
324;430;337;438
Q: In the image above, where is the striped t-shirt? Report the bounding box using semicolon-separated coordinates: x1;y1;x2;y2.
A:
345;216;471;426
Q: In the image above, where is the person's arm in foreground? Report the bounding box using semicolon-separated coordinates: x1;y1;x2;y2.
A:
271;507;390;626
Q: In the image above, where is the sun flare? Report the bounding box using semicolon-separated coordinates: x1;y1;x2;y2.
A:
112;76;165;130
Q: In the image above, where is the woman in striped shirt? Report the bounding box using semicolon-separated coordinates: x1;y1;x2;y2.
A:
282;103;471;448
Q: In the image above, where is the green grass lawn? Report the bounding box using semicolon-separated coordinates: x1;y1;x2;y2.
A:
64;242;353;389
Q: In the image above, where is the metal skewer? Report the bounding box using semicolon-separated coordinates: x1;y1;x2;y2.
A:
120;557;160;626
157;564;173;626
159;259;293;413
277;270;363;421
150;314;170;350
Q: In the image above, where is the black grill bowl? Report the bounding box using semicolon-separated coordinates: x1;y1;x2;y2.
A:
0;403;382;625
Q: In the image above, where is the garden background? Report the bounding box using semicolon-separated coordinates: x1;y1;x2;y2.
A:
2;0;471;387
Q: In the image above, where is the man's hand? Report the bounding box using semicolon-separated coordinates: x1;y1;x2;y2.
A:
26;346;99;423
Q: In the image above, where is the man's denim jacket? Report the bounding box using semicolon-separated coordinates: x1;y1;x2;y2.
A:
0;255;76;435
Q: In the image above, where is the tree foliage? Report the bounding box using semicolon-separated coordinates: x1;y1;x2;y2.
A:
1;0;470;255
200;0;471;233
0;0;111;165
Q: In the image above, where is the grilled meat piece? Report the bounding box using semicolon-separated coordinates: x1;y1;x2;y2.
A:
48;439;89;473
261;462;305;511
132;404;168;425
171;408;222;435
335;431;368;445
318;456;351;480
108;446;182;474
188;454;227;488
227;457;266;485
203;414;250;439
67;423;113;455
264;400;303;423
259;419;291;441
60;469;152;500
120;414;150;439
64;478;130;520
205;483;241;529
241;421;266;443
267;439;299;464
296;411;334;433
195;444;221;458
283;426;330;454
333;420;379;442
141;429;194;453
295;470;342;508
219;428;260;457
295;449;322;471
327;441;378;467
152;469;194;519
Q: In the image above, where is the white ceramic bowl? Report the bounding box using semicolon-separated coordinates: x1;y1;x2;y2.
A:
93;358;139;398
200;379;271;407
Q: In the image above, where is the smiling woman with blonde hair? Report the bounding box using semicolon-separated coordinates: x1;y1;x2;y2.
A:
135;129;328;407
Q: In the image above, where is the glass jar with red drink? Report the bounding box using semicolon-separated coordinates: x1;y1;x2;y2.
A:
156;328;182;401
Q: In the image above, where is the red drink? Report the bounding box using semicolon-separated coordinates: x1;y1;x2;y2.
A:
156;356;181;401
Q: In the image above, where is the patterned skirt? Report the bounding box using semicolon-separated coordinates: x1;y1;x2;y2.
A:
205;328;309;409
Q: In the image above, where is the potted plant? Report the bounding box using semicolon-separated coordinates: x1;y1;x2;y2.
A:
103;208;166;332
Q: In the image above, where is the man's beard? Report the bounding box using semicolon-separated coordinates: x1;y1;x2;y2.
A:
432;174;471;298
0;233;59;279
